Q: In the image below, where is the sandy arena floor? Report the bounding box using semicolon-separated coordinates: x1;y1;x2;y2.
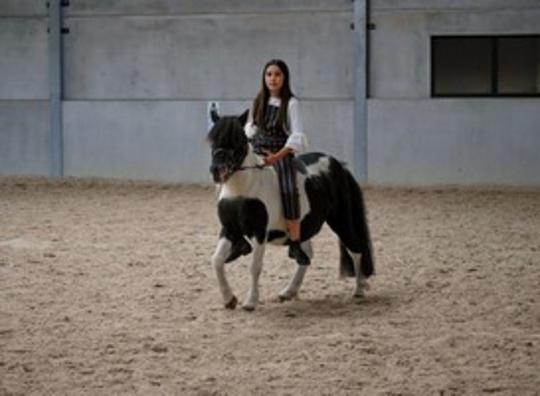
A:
0;177;539;395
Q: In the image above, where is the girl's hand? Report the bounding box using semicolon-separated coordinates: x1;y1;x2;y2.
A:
262;151;278;166
262;147;293;167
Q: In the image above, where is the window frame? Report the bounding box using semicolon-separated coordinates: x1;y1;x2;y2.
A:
430;34;540;98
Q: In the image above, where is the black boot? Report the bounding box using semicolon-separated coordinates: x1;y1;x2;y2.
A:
225;238;252;263
288;241;310;266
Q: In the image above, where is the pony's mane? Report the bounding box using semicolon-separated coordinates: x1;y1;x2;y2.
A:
206;117;247;150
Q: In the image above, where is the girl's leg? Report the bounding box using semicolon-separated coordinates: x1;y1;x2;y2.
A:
287;219;301;241
275;154;310;265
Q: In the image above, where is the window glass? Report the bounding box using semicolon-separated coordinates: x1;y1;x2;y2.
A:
498;37;539;94
432;36;540;97
433;38;492;95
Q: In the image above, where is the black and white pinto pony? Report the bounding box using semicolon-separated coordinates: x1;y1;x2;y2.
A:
207;109;374;311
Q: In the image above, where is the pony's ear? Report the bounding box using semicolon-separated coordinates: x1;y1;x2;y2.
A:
238;109;249;127
209;102;220;124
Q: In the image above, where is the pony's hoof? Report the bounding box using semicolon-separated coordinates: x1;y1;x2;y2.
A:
242;304;256;312
353;287;368;301
224;295;238;310
278;292;297;302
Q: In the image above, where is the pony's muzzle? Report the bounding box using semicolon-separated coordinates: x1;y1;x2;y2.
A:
210;164;230;183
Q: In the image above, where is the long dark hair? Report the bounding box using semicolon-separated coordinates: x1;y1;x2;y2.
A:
252;59;295;129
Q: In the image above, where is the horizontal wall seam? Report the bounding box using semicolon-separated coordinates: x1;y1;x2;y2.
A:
372;7;540;13
63;10;352;19
61;98;354;103
0;16;47;20
0;99;49;102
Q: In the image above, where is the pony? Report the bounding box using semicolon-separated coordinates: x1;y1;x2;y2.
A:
206;109;374;310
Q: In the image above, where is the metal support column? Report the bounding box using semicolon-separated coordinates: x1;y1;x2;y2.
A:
352;0;368;182
47;0;65;177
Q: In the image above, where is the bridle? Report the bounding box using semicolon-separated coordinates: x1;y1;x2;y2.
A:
211;147;265;196
211;147;266;174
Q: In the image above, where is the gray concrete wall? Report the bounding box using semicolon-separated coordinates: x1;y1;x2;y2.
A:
59;1;354;183
368;99;540;186
62;99;353;183
0;1;45;17
370;1;540;99
537;40;540;91
2;1;539;186
63;11;354;100
0;101;50;176
0;4;49;176
367;0;540;186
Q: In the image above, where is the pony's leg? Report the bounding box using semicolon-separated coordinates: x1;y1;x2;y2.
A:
211;238;237;309
346;248;369;298
279;240;313;301
242;240;266;311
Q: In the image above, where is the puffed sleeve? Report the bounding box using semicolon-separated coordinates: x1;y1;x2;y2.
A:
244;107;258;139
285;98;308;153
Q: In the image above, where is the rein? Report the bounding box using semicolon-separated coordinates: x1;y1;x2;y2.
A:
237;164;266;171
214;162;266;199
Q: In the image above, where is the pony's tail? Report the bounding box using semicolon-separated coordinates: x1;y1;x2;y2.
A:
335;165;375;279
360;237;374;278
338;229;374;279
339;242;355;278
349;170;375;278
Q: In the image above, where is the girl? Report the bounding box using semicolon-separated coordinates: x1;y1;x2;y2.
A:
245;59;310;265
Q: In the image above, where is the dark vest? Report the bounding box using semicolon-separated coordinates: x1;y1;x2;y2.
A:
252;103;288;155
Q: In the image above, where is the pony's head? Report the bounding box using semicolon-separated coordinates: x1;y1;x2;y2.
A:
206;109;249;183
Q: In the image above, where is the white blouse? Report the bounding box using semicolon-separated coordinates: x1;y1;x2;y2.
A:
244;96;308;153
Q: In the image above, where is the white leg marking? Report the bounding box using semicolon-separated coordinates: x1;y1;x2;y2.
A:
211;238;236;308
279;240;313;301
347;248;368;298
242;240;266;311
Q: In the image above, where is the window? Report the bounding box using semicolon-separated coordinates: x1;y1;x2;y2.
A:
431;35;540;97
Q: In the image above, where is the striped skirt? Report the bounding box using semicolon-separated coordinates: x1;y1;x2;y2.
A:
252;135;300;220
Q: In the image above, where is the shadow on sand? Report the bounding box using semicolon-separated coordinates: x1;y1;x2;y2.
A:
250;291;399;323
